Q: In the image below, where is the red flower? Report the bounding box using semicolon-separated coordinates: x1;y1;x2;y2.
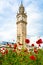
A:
30;55;36;60
13;49;16;52
34;48;38;54
5;49;8;54
3;48;5;50
24;48;28;52
1;48;5;50
1;52;5;56
38;44;41;47
31;44;34;47
36;39;43;44
14;44;17;49
25;39;30;44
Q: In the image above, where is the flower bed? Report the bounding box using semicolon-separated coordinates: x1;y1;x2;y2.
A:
0;38;43;65
0;48;43;65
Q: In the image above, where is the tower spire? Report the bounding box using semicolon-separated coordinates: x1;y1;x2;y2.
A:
21;0;23;6
20;0;23;7
19;0;24;14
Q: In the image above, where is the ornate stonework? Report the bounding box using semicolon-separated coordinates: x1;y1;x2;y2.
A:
16;3;27;48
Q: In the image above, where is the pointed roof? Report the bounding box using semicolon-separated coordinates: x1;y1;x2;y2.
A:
19;1;24;9
19;1;25;14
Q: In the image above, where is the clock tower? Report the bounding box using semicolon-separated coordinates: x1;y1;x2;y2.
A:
16;2;27;48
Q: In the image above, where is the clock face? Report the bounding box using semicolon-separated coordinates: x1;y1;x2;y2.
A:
20;15;22;20
18;15;22;21
23;17;26;22
17;15;26;22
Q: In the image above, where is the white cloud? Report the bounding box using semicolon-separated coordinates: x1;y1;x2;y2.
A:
0;0;43;42
0;21;17;41
25;0;43;37
0;0;5;12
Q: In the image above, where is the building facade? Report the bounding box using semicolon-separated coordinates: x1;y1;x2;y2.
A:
16;3;27;48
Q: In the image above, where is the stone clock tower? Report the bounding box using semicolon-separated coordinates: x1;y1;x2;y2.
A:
16;3;27;48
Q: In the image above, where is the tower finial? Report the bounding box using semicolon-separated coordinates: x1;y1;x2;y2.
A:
21;0;23;6
19;0;25;14
21;0;22;5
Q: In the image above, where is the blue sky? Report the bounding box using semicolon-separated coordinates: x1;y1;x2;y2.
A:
0;0;43;42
